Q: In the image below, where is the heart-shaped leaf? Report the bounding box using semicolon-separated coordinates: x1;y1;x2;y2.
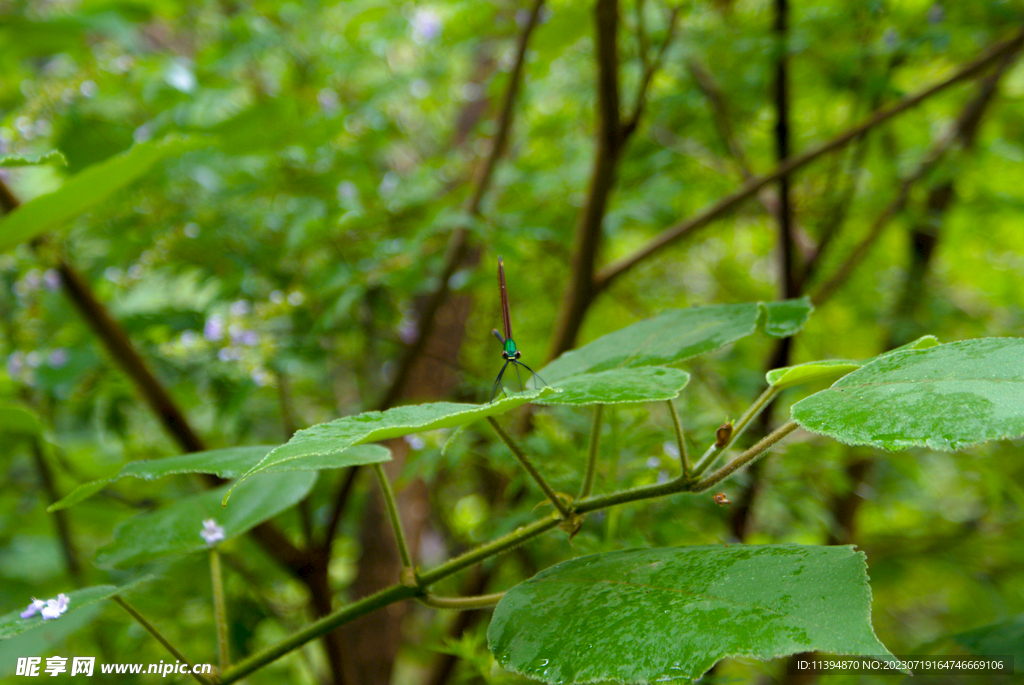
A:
791;338;1024;451
488;544;898;683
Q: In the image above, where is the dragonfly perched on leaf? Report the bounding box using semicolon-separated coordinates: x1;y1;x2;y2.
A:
491;256;546;401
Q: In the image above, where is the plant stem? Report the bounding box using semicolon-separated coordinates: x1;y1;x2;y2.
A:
218;583;421;684
691;386;777;477
372;462;414;570
419;515;562;585
214;417;801;678
487;417;571;519
578;405;604;499
112;596;214;685
666;400;690;478
692;420;800;492
210;549;230;670
421;592;505;610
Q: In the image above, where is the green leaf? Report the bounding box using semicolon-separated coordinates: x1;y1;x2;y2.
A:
540;300;811;383
760;297;814;337
0;135;208;254
95;471;316;568
767;360;862;390
225;387;558;501
0;577;150;640
536;367;690;406
488;545;898;683
791;338;1024;451
48;444;389;512
0;401;44;437
0;151;66;167
766;336;939;390
951;614;1024;663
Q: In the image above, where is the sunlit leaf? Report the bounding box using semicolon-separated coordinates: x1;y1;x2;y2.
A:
488;545;898;683
536;367;690;405
0;151;66;167
540;300;812;383
95;471;316;568
791;338;1024;451
0;135;209;253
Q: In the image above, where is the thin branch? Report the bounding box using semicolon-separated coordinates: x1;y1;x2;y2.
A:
421;592;505;610
372;463;414;570
623;6;681;136
488;417;571;519
113;596;214;685
594;27;1024;293
809;44;1021;306
578;404;605;499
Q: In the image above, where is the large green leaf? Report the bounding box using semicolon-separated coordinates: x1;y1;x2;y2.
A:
536;367;690;406
540;299;812;383
48;444;389;512
95;471;316;568
791;338;1024;451
226;388;558;499
0;135;207;253
0;578;150;640
488;545;897;683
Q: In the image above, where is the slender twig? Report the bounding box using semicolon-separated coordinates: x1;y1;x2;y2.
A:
210;550;230;670
31;439;82;581
666;400;690;478
692;421;800;493
488;417;571;519
623;5;681;134
421;592;505;610
373;462;414;570
594;27;1024;293
691;386;778;477
112;596;214;685
809;43;1022;306
579;405;605;499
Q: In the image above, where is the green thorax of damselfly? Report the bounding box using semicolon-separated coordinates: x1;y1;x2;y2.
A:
503;338;519;359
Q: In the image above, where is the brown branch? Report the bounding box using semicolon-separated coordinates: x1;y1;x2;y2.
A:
623;6;680;136
593;27;1024;294
773;0;798;300
548;0;624;358
809;44;1020;306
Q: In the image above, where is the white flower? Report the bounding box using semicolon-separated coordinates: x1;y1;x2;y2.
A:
21;593;69;620
200;519;225;546
411;8;442;44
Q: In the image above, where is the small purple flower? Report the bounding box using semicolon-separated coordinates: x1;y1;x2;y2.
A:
411;8;443;44
398;316;418;344
48;349;69;368
180;330;199;346
6;352;25;377
318;88;340;112
25;351;42;368
646;456;661;469
21;594;69;620
230;300;251;317
286;291;305;306
405;434;426;450
201;519;225;546
43;269;61;291
239;330;259;347
662;441;680;459
204;315;224;342
20;598;45;619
